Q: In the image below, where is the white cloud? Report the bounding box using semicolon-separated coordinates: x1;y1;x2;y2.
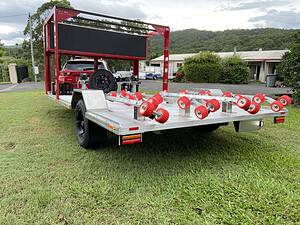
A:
221;0;291;11
1;0;300;45
249;9;300;28
0;25;17;34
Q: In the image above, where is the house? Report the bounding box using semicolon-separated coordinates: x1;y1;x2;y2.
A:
150;49;289;82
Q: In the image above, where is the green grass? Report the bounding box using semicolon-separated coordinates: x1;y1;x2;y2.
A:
0;90;299;225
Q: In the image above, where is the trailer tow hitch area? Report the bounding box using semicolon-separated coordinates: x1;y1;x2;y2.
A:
119;134;142;145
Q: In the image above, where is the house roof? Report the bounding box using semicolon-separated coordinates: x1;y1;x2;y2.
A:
151;50;289;62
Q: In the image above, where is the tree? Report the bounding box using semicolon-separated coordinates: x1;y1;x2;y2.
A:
277;33;300;106
183;51;222;83
220;55;249;84
0;40;5;58
23;0;72;66
149;28;298;58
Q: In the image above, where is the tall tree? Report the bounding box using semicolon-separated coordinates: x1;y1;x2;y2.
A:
0;40;5;58
277;32;300;106
23;0;72;66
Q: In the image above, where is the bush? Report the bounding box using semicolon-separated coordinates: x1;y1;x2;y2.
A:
173;67;186;82
221;56;249;84
277;40;300;106
0;56;33;82
183;51;222;83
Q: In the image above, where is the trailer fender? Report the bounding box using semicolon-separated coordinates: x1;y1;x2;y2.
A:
71;90;108;110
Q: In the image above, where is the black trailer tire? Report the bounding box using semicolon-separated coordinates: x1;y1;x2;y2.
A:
89;69;117;93
75;100;107;148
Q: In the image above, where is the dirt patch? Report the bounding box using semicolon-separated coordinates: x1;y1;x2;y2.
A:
1;142;16;151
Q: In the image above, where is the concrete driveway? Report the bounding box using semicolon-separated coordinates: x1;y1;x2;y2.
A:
0;80;291;97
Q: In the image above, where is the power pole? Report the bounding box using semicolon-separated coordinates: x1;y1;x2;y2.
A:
29;13;37;82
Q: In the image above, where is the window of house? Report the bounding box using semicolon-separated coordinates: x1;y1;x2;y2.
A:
177;63;183;68
150;63;160;67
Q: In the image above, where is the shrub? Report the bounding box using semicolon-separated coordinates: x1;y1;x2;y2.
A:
183;51;222;83
277;39;300;106
173;67;186;82
221;55;249;84
0;56;33;82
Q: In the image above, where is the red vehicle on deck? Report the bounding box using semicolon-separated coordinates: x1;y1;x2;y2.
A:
53;58;111;95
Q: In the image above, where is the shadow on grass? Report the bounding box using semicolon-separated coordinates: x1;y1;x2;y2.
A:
48;107;268;172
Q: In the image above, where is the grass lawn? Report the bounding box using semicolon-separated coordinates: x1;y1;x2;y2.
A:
0;90;299;225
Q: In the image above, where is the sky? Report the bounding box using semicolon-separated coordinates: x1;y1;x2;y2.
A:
1;0;300;45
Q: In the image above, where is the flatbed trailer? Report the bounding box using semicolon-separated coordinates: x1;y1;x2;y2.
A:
44;7;290;148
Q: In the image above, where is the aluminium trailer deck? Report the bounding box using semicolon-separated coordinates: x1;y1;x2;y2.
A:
48;90;288;137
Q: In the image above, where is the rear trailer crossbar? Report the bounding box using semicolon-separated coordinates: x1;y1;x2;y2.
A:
48;89;289;148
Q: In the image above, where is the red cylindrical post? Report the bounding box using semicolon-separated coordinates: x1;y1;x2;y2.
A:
133;60;139;77
162;27;170;91
43;23;51;94
54;8;60;100
133;60;139;91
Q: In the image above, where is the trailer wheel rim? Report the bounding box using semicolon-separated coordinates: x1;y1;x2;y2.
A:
76;108;85;137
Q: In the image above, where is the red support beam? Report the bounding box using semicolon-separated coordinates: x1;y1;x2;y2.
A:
133;60;139;77
162;27;170;91
54;7;60;100
47;49;146;61
43;6;170;96
43;24;51;94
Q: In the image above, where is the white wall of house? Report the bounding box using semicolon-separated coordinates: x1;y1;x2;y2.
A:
150;60;184;79
150;50;287;82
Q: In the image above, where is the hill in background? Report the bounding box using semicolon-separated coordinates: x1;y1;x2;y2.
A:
149;28;299;58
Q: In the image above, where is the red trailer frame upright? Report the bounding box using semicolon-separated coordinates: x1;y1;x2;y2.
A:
43;6;170;100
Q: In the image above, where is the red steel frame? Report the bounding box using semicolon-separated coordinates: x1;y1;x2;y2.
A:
43;6;170;100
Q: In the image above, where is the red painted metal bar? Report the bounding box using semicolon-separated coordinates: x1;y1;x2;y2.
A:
54;7;60;100
133;60;139;77
43;6;170;96
44;53;51;93
162;27;170;91
47;49;146;61
57;6;168;29
46;22;52;93
43;24;50;94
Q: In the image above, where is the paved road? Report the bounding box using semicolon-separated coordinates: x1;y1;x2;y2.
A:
140;80;291;97
0;80;291;97
0;82;44;93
